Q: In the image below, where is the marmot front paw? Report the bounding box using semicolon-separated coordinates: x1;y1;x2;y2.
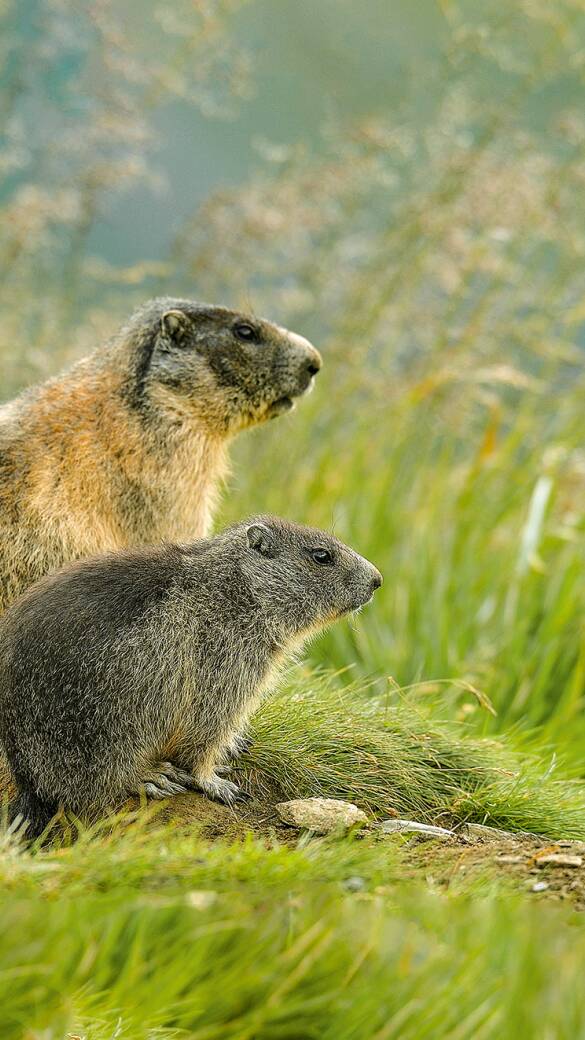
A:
198;774;251;806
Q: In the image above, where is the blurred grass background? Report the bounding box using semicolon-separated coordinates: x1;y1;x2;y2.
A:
1;1;585;1036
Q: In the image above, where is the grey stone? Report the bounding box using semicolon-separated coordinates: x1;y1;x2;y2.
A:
378;819;455;840
343;875;367;892
185;890;218;910
460;823;524;844
275;798;368;834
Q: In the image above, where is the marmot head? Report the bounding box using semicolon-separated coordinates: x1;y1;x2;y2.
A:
124;297;322;434
231;514;382;640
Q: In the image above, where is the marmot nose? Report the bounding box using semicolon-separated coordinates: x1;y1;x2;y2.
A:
304;352;322;377
370;568;383;591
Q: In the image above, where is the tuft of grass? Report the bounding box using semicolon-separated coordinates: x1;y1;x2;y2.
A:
238;671;585;840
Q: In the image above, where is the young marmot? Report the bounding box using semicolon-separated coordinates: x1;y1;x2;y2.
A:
0;299;321;613
0;515;382;839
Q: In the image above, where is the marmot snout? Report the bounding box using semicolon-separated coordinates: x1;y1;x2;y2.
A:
137;298;322;431
0;515;381;839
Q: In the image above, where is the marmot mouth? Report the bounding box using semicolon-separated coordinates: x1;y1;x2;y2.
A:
266;396;294;419
339;593;375;617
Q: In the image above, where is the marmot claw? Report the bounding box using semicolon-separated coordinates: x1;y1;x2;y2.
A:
199;774;250;806
143;779;187;800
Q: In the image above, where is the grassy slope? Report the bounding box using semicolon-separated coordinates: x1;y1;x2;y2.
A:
3;823;585;1040
3;675;585;1039
3;674;585;843
240;675;585;839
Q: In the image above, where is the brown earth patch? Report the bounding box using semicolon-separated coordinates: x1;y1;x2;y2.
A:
393;831;585;910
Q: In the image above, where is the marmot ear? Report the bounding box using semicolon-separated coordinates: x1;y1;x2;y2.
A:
246;523;275;557
161;309;190;345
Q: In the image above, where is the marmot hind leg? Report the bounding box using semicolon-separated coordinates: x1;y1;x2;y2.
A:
7;790;58;842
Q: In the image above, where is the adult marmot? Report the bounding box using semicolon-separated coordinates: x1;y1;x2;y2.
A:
0;299;321;612
0;515;382;838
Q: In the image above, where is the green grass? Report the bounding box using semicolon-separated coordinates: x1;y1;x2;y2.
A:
223;370;585;758
2;1;585;1034
2;823;585;1040
3;674;585;1037
240;673;585;839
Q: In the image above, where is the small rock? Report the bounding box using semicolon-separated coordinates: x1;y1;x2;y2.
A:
185;890;218;910
343;875;367;892
378;819;455;840
536;853;583;869
460;823;520;844
275;798;368;834
531;881;550;893
495;855;525;864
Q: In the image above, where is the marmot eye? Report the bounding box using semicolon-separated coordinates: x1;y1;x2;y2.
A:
311;548;334;566
234;323;257;343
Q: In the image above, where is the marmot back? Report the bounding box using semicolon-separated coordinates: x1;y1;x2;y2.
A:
0;514;381;839
0;298;322;613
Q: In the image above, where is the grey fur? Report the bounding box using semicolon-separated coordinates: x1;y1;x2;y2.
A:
0;515;381;839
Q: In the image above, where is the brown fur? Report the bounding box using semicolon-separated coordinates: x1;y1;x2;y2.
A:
0;297;321;612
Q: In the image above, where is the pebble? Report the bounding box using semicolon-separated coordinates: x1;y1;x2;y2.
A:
343;875;367;892
461;823;523;844
185;890;218;910
275;798;368;834
536;853;583;868
378;819;455;840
